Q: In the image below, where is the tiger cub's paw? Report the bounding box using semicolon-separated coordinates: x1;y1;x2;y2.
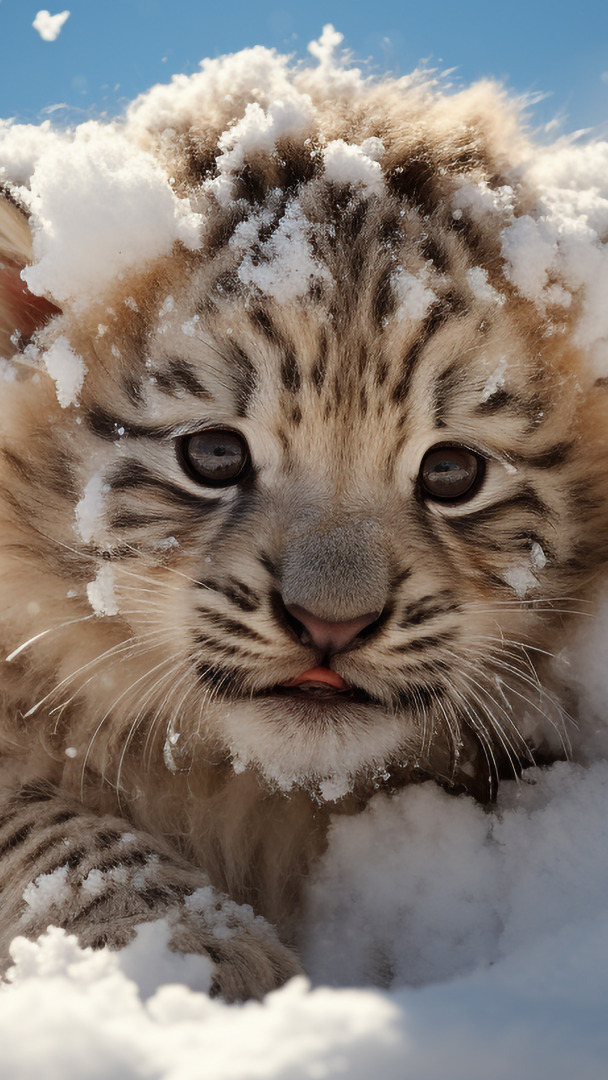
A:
170;887;304;1001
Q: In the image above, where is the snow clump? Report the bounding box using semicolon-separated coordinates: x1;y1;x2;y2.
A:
41;334;86;407
86;563;118;617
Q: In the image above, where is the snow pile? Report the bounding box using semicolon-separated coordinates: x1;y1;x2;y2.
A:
392;266;437;324
32;10;70;43
208;96;314;208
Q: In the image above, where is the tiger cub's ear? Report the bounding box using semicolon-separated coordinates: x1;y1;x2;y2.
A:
0;195;60;355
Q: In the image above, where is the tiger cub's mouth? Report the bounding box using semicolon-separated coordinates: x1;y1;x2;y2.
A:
262;667;380;707
283;667;350;692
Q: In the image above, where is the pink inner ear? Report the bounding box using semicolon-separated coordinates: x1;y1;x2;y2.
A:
0;261;61;342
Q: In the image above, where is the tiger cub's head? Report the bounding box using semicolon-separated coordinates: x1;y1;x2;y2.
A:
1;55;607;803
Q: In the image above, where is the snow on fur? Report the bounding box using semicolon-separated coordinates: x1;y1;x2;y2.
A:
0;25;607;378
1;25;608;1075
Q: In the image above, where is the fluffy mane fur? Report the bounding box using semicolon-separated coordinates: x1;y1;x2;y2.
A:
0;35;606;998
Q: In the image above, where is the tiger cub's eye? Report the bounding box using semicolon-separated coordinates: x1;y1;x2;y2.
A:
419;445;484;501
179;429;250;487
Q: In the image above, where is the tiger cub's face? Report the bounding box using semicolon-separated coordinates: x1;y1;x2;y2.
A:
5;86;606;804
36;192;603;804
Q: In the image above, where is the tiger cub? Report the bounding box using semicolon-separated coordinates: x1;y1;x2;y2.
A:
0;44;606;1000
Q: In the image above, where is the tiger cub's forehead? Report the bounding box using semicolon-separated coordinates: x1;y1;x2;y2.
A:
145;275;541;480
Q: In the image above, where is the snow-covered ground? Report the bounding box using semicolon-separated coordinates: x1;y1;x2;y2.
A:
1;28;608;1078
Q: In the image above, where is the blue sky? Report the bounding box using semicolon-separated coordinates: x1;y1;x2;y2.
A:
1;0;607;135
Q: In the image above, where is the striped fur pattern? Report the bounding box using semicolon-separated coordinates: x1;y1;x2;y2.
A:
0;75;606;997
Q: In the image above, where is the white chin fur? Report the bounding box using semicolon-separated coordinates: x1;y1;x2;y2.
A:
209;697;414;799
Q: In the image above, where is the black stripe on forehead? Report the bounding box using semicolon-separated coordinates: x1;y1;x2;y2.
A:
390;303;452;408
371;264;397;328
153;359;210;399
226;341;257;417
248;304;286;346
432;360;462;429
509;443;574;470
280;350;302;394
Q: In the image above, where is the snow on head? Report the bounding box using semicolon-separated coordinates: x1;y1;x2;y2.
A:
0;24;606;379
392;266;436;324
20;123;202;306
32;10;70;42
306;24;363;93
322;140;385;193
75;473;110;545
231;198;332;302
209;94;314;208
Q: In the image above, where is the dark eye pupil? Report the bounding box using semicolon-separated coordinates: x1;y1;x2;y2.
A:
180;429;249;486
420;446;482;500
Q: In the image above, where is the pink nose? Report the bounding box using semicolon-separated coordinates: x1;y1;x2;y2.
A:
285;604;380;653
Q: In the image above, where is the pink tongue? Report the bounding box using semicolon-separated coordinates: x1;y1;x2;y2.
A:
283;667;350;691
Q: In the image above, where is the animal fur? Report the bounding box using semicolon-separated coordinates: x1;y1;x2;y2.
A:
0;50;606;999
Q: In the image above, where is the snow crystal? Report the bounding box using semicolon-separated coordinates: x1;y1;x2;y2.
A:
452;179;515;222
81;869;105;898
209;94;313;207
306;24;363;93
156;535;179;551
185;887;264;942
503;563;538;598
501;214;567;307
181;315;200;337
0;120;60;186
163;731;181;774
86;564;118;617
0;358;17;381
159;295;175;317
530;541;547;570
42;334;87;407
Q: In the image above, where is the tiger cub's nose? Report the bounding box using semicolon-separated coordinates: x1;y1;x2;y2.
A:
285;603;380;653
